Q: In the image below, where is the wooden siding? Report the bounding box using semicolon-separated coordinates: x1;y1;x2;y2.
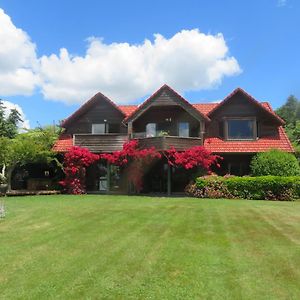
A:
127;87;206;123
137;136;202;151
74;134;128;153
65;99;127;135
206;93;279;139
74;134;201;153
133;106;201;137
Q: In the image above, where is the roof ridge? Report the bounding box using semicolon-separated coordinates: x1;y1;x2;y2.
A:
61;92;125;127
208;88;284;125
124;84;210;122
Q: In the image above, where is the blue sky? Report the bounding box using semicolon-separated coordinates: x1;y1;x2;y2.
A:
0;0;299;128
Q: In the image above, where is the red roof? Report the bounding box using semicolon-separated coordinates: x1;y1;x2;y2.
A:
52;134;73;152
118;105;138;117
117;103;218;118
53;86;293;153
192;103;219;115
204;126;294;153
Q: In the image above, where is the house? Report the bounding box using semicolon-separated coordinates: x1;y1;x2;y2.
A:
54;84;294;194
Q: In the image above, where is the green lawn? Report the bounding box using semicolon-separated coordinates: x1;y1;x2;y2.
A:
1;195;300;299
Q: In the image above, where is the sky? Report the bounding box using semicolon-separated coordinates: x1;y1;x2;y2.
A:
0;0;299;128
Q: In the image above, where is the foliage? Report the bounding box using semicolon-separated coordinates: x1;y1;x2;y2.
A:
188;175;300;201
0;100;23;138
101;140;161;192
276;95;300;163
185;175;232;199
0;127;60;190
165;146;221;171
275;95;300;126
60;146;99;194
250;149;300;176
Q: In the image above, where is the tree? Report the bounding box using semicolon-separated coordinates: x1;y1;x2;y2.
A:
165;146;221;171
276;95;300;162
0;100;23;138
276;95;299;126
0;127;60;191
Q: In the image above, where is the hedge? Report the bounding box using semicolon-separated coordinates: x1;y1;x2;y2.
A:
250;149;300;176
185;176;300;201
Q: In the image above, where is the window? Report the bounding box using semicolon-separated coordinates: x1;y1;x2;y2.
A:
178;122;189;137
92;124;107;134
226;119;256;140
146;123;156;137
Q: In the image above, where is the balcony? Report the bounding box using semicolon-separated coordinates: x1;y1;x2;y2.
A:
74;134;128;153
135;135;202;151
74;132;202;153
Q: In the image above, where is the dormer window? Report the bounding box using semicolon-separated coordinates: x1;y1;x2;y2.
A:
92;123;108;134
225;118;257;140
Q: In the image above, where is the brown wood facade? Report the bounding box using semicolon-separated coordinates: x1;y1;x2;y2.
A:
56;86;290;195
65;96;127;135
74;134;129;153
137;136;202;151
206;93;280;139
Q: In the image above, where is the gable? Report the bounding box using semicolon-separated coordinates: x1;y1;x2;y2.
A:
125;84;210;123
62;92;125;128
208;88;284;125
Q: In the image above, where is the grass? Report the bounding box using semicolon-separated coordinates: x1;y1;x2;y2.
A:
1;195;300;299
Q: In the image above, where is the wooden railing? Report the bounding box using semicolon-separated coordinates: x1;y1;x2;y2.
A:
136;136;202;151
74;134;202;153
74;134;128;153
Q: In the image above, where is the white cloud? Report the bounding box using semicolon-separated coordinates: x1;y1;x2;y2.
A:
0;8;39;96
2;100;30;130
39;30;241;104
0;9;241;105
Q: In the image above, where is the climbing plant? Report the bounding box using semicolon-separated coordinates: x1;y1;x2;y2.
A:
101;140;161;192
60;146;99;194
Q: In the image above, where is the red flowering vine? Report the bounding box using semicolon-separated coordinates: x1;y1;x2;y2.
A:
165;146;221;172
101;140;161;192
60;146;99;194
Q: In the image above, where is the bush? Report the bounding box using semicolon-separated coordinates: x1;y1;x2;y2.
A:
250;149;300;176
189;175;300;201
224;176;300;201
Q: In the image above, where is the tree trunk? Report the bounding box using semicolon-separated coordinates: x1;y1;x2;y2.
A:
7;165;15;192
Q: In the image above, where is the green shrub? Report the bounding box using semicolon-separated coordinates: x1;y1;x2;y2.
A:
191;175;300;201
250;149;300;176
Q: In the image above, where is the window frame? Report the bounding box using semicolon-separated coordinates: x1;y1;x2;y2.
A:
92;123;109;134
178;122;190;137
224;117;257;141
146;123;157;137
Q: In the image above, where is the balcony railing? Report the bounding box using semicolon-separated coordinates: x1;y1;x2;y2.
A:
73;133;202;153
74;134;128;153
136;136;202;151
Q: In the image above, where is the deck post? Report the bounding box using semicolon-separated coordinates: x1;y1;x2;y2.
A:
128;121;133;139
167;164;171;196
106;161;110;194
199;121;205;145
